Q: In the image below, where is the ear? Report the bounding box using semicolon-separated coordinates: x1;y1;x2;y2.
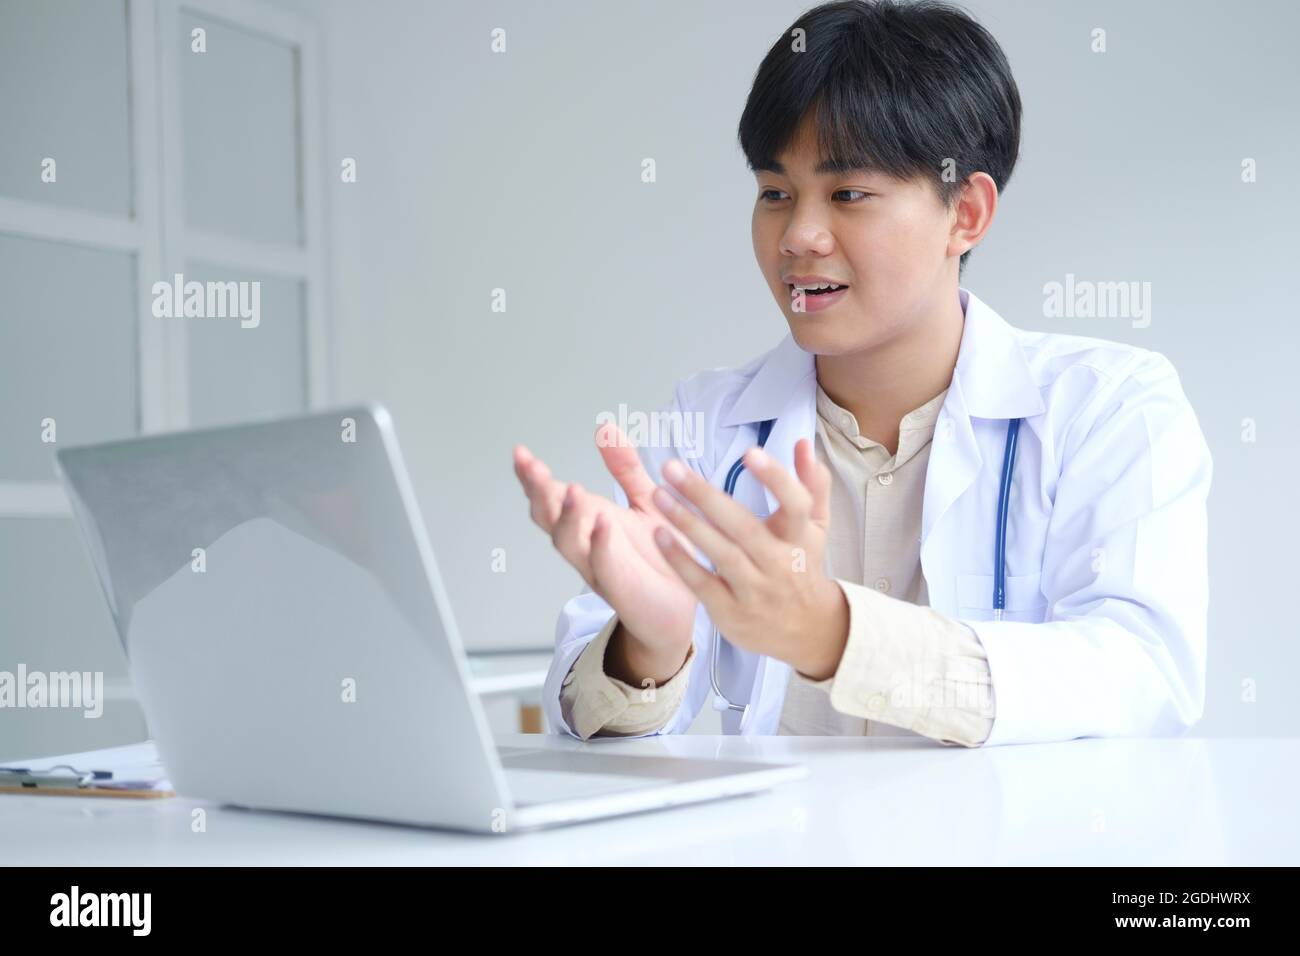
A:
947;171;999;260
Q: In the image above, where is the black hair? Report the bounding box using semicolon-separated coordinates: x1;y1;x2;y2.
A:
737;0;1022;271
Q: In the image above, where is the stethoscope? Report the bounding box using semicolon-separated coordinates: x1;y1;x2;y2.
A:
709;416;1023;716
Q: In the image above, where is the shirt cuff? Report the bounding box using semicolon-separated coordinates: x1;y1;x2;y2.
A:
818;579;996;747
559;614;695;740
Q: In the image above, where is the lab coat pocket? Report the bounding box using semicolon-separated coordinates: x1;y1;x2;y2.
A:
956;572;1047;623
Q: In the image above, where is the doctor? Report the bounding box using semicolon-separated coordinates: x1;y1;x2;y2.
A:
513;0;1211;747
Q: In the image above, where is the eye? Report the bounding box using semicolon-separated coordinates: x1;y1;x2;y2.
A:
834;189;871;203
759;189;788;202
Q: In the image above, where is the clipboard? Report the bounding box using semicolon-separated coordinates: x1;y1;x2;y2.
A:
0;782;175;798
0;741;175;799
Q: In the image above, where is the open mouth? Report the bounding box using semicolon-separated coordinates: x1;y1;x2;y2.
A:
788;283;848;296
787;283;849;311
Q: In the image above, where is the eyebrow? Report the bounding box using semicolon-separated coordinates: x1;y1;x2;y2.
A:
753;158;873;176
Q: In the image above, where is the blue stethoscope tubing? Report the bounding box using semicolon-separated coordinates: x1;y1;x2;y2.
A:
708;416;1023;716
992;417;1022;623
710;419;776;713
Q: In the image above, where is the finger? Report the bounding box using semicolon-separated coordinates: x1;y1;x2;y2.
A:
743;444;813;529
652;524;734;618
594;422;657;510
652;485;758;591
587;510;617;594
512;444;535;492
793;438;832;527
660;458;769;561
513;446;566;531
588;509;649;601
550;483;595;584
527;464;567;531
511;443;535;474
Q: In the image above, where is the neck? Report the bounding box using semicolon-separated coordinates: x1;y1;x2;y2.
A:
814;291;965;455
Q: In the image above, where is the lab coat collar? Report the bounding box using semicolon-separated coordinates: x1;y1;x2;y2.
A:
720;287;1046;428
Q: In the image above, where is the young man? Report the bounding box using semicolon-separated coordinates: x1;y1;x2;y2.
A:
512;0;1211;746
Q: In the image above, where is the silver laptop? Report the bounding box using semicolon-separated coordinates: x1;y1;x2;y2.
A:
55;404;805;833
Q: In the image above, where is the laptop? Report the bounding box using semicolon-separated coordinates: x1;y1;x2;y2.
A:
54;404;806;833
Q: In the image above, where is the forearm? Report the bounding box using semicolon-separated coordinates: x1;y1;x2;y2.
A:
559;614;695;740
604;621;691;688
818;579;995;747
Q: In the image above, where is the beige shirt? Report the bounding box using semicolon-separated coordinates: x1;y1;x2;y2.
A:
558;383;996;746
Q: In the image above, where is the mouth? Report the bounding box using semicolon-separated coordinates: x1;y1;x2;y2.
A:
786;282;849;313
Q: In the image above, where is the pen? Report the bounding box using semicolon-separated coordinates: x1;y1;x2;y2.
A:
0;767;114;782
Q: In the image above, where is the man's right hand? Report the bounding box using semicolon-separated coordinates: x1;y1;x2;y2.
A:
511;423;699;686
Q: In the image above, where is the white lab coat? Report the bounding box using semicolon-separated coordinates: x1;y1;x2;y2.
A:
542;288;1212;746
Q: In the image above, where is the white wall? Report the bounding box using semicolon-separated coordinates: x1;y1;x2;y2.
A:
285;0;1297;738
307;0;790;656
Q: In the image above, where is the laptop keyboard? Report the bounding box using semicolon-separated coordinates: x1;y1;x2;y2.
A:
501;767;660;807
496;746;673;806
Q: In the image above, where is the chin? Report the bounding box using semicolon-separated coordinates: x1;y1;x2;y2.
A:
784;315;860;356
779;303;866;353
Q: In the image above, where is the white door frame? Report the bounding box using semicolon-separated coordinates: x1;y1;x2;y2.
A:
0;0;331;518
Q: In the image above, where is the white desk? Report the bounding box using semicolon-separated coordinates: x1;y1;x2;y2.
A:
1;734;1295;865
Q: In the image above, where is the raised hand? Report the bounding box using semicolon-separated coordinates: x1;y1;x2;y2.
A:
512;423;700;666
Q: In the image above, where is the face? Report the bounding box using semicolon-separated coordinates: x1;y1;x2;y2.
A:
750;114;962;356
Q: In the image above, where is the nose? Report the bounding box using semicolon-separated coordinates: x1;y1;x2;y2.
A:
779;204;834;259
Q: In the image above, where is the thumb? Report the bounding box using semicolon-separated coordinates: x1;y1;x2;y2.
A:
588;510;616;595
595;421;657;509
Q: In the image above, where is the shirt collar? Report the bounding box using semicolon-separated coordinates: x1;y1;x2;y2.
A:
721;287;1045;427
816;382;949;465
815;382;948;436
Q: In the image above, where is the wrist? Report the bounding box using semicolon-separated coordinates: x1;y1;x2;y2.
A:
793;579;850;681
606;622;690;687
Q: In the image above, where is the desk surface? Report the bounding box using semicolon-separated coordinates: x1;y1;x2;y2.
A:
1;734;1294;865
